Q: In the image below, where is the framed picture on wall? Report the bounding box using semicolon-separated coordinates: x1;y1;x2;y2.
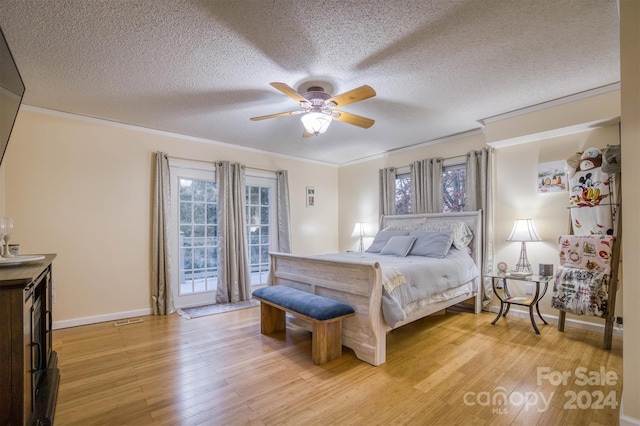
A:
537;160;568;193
306;186;315;207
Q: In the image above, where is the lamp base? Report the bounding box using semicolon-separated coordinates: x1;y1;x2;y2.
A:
513;241;533;274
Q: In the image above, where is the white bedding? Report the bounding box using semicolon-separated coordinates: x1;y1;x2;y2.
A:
311;248;479;326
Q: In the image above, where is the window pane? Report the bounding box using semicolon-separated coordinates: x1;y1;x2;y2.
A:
395;175;412;215
206;249;216;268
180;225;192;238
442;167;466;212
193;248;206;269
250;187;259;205
183;248;193;269
180;202;192;224
260;187;269;205
194;203;206;224
249;206;259;226
249;227;260;244
206;204;215;224
179;179;193;201
193;225;205;237
205;181;216;202
251;245;259;264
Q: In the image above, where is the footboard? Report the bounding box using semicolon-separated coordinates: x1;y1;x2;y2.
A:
269;252;387;366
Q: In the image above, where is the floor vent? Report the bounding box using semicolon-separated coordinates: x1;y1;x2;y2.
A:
114;318;143;327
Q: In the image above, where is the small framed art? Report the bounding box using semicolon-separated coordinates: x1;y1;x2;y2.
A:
306;186;315;207
537;160;567;193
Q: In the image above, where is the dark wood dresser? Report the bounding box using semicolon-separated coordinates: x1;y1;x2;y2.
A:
0;254;59;425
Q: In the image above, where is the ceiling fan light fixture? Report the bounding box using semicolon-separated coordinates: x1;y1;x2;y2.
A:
301;112;332;135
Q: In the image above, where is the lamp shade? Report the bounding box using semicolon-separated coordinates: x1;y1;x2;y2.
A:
351;222;365;237
507;219;542;242
301;112;331;135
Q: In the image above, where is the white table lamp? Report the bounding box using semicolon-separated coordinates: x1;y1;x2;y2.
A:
507;219;541;274
351;222;365;252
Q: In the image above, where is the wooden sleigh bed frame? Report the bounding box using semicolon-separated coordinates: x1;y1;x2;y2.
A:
268;210;483;366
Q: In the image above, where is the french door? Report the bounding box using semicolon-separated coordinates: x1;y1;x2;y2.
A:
170;163;218;308
169;162;277;308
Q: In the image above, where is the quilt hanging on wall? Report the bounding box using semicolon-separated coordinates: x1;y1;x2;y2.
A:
566;147;617;236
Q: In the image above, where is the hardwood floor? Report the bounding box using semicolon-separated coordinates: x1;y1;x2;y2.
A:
53;307;622;425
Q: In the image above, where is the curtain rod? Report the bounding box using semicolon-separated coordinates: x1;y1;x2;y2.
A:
392;148;494;172
164;154;279;174
389;154;468;172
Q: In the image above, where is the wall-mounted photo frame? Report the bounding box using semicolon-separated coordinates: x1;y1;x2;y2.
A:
306;186;315;207
537;160;568;193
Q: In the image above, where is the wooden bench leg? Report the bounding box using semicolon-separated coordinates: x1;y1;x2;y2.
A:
557;310;566;332
312;320;343;365
260;302;285;334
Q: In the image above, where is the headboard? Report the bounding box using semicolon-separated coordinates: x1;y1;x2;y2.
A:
380;210;483;269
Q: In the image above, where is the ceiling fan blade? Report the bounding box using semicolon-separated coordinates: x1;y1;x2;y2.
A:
303;130;316;138
250;110;302;121
270;82;308;103
332;110;375;129
326;85;376;107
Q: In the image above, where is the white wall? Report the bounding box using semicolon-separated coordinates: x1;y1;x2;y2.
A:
3;108;339;324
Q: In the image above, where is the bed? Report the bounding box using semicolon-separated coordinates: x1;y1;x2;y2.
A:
268;210;483;366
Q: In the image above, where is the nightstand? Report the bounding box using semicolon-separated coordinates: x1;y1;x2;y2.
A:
487;273;552;334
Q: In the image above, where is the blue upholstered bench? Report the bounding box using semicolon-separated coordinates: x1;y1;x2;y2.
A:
252;286;355;365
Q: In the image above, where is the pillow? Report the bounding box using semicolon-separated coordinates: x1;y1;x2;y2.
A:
383;220;473;250
379;236;417;257
408;231;454;258
420;221;473;250
366;230;409;253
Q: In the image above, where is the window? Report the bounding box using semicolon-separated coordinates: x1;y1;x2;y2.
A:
245;178;276;285
169;161;278;308
395;173;412;215
392;161;467;214
178;177;218;296
442;164;466;212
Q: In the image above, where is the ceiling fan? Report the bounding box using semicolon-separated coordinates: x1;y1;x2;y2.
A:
250;82;376;137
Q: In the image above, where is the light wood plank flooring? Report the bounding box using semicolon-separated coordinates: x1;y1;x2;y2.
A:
53;307;622;425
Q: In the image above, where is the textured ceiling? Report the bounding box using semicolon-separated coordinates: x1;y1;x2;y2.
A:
0;0;620;165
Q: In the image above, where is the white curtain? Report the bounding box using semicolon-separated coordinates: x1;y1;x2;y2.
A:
151;152;174;315
276;170;292;253
466;148;495;306
379;167;397;217
216;161;251;303
410;158;443;213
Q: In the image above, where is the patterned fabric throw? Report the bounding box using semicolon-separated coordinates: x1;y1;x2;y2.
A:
553;234;614;317
558;234;615;274
551;267;609;317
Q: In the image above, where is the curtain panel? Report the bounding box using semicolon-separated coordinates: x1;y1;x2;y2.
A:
379;167;397;217
216;161;252;303
151;152;174;315
410;158;443;213
466;148;495;306
276;170;292;253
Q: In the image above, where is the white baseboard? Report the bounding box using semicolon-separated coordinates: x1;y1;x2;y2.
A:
620;396;640;426
484;306;623;336
53;308;152;330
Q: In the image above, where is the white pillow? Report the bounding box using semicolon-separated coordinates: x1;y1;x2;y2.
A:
379;236;417;257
